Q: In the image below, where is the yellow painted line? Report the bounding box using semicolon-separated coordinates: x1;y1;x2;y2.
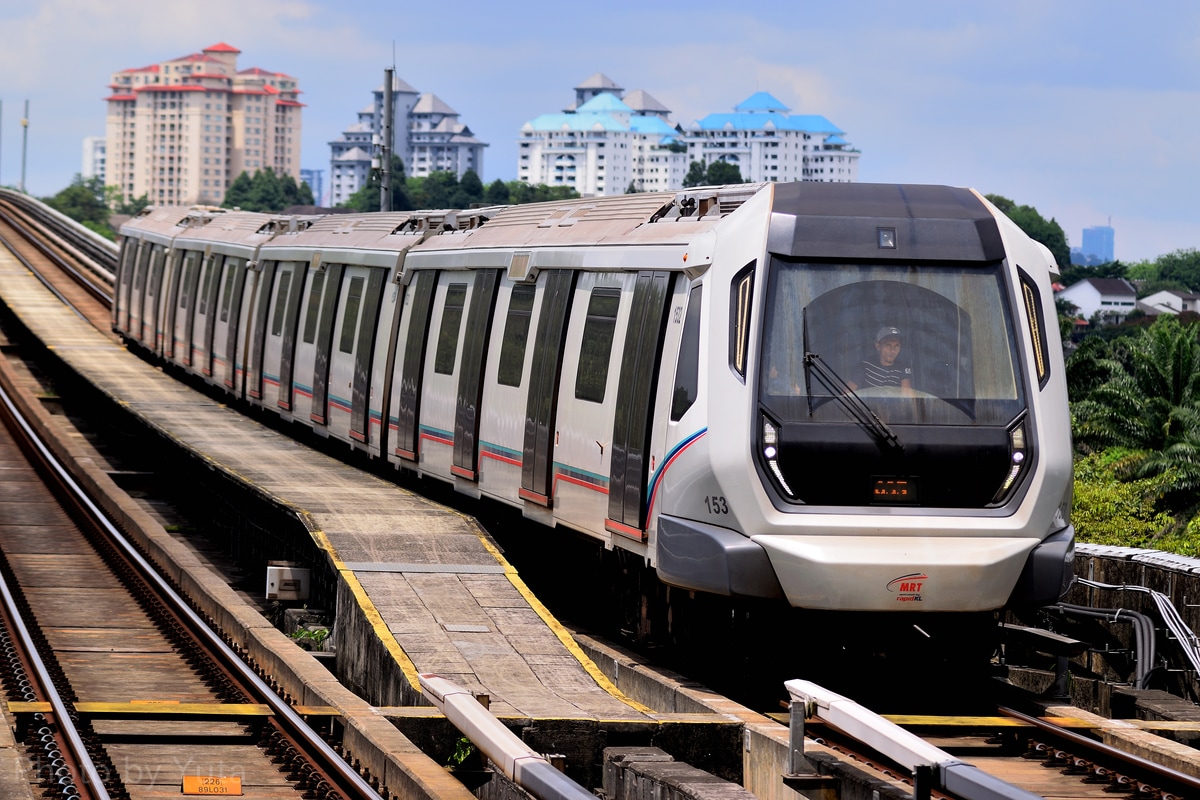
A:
474;531;655;715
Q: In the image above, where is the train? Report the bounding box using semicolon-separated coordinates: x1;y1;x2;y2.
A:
113;181;1075;618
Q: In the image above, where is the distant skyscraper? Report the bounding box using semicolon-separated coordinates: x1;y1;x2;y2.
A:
1081;225;1115;263
81;136;106;182
104;43;303;206
300;168;324;206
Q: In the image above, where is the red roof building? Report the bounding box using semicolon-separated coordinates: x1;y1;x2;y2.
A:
105;43;302;206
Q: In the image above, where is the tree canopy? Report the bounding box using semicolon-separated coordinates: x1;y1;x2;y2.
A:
43;175;116;240
222;167;314;212
984;194;1070;267
340;162;578;212
682;160;744;188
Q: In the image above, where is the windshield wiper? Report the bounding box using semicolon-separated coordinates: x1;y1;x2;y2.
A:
803;349;903;453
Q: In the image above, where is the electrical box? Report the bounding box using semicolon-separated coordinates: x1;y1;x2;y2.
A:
266;562;310;601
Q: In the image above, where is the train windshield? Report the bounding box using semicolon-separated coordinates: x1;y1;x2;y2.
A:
759;259;1025;427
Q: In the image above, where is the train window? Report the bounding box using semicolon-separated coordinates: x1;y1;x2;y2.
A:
497;284;536;387
271;271;293;337
302;271;326;344
671;285;703;421
729;262;755;381
219;263;238;323
197;257;214;315
760;258;1024;427
178;252;197;308
434;283;468;375
575;287;621;403
338;276;365;354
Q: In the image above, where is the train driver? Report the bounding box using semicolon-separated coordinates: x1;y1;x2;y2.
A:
846;326;913;393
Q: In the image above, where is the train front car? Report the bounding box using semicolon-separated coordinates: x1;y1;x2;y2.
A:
655;182;1073;615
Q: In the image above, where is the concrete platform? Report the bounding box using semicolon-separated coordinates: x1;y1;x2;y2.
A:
0;247;650;723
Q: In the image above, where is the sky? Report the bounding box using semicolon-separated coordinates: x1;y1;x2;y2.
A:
0;0;1197;263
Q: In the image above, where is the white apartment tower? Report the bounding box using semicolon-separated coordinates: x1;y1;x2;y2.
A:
328;76;487;206
685;92;859;184
104;43;304;207
518;74;686;196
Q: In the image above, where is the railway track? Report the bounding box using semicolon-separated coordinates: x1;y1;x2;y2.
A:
0;345;382;799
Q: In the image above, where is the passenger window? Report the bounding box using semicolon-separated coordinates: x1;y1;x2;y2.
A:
671;285;703;421
575;287;621;403
434;283;468;375
271;271;293;337
302;271;326;344
338;276;364;354
178;252;197;307
219;260;238;322
197;256;219;316
497;284;536;387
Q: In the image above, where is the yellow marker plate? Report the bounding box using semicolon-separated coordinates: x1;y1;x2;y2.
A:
182;776;242;795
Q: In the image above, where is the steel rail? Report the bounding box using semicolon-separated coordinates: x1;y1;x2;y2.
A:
0;208;114;307
0;189;117;280
0;383;113;800
998;706;1200;799
0;375;381;799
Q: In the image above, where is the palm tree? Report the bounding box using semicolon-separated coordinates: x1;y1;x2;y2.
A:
1071;315;1200;517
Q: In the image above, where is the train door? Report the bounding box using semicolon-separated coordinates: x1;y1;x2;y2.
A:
416;273;472;478
552;272;636;536
210;256;247;390
136;245;164;347
145;247;171;355
114;238;139;333
606;271;674;541
289;263;328;424
451;269;501;480
166;250;202;365
476;279;539;501
195;253;226;376
125;241;153;337
268;262;308;414
391;270;438;463
308;263;346;426
245;260;279;404
519;270;575;506
326;265;388;443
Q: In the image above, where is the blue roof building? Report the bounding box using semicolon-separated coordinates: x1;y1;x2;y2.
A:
684;93;859;184
518;74;687;195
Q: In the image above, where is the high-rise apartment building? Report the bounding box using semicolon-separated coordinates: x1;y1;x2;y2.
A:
518;74;685;196
328;76;487;207
685;92;859;184
517;78;859;196
104;43;303;206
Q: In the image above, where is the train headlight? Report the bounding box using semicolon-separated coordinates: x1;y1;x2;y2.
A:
762;416;794;498
991;420;1029;504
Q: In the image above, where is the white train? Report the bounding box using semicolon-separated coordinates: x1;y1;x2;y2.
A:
114;182;1075;615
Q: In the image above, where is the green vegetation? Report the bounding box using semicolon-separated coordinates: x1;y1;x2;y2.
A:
682;159;744;188
222;167;314;212
340;157;579;212
1069;315;1200;555
984;194;1070;267
41;175;148;240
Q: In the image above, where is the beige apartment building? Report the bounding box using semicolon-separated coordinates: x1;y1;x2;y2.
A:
105;43;303;206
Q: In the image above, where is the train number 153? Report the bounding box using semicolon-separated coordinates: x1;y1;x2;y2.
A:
704;496;729;514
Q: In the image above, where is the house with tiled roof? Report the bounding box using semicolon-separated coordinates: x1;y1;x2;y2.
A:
684;92;858;183
1056;277;1137;325
518;74;686;195
104;43;303;206
327;76;487;206
1137;289;1200;317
